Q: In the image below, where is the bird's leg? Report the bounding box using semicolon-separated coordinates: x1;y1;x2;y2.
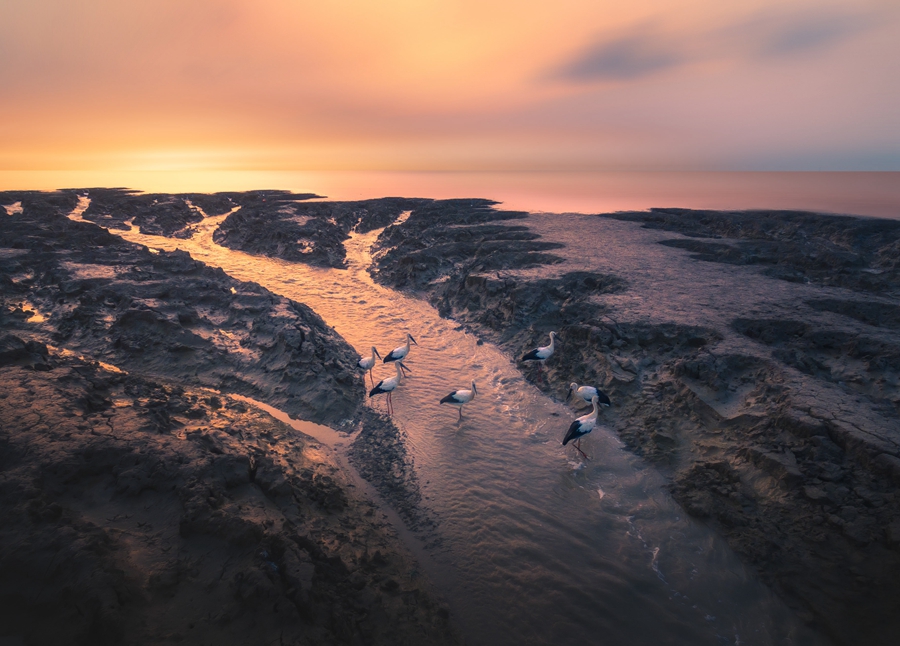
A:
574;439;589;460
387;392;392;416
458;407;462;422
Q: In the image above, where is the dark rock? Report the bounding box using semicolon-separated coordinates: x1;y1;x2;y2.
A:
0;334;28;364
803;486;830;503
742;447;803;486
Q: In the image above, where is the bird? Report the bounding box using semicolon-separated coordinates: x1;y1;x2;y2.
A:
369;362;403;415
562;395;601;460
383;333;417;375
521;331;556;378
358;346;381;387
440;381;477;421
567;383;611;409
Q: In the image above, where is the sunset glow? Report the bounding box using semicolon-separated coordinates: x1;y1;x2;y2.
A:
2;0;898;175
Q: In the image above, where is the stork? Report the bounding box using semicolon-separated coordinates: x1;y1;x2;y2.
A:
562;395;601;460
567;383;611;409
369;362;403;415
440;381;477;421
357;346;381;387
521;331;556;379
383;333;417;375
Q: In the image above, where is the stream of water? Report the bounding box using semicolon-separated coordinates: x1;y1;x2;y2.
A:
82;206;825;646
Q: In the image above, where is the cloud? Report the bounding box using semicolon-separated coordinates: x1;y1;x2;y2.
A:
548;6;881;85
551;32;684;82
745;11;873;58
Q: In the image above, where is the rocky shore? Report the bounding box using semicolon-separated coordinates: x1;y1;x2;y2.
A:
0;191;457;645
362;201;900;645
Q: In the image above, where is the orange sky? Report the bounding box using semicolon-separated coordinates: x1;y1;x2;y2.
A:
1;0;898;173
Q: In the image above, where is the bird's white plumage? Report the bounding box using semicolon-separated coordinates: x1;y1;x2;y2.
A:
384;333;417;365
522;331;556;363
370;362;403;396
358;346;380;372
358;346;382;386
568;382;611;407
369;362;404;414
440;381;477;420
563;395;601;454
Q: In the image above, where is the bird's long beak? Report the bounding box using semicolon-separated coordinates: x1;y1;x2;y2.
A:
374;348;381;359
409;334;418;345
472;383;477;395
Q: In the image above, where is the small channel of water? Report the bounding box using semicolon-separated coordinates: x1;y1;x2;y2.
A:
81;205;824;646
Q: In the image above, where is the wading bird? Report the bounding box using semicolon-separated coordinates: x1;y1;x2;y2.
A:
440;381;477;421
521;331;556;378
562;395;601;460
369;362;403;415
567;383;611;409
383;333;417;375
358;346;381;387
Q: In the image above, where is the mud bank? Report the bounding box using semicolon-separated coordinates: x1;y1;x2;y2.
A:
0;348;456;646
361;201;900;645
605;208;900;296
0;191;457;645
1;190;361;426
215;197;429;268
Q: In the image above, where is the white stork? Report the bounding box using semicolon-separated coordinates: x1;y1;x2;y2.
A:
562;395;601;460
383;333;417;375
440;381;477;421
369;362;403;415
358;346;381;387
567;383;611;409
521;331;556;378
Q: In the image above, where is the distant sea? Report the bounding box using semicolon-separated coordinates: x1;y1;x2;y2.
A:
2;170;898;219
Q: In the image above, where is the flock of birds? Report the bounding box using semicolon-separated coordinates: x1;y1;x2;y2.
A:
358;331;611;459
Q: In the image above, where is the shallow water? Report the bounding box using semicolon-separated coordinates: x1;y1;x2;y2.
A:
94;209;827;645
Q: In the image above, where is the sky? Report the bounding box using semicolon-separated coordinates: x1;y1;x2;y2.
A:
1;0;898;173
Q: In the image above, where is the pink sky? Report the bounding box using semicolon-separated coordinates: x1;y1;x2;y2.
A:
1;0;898;173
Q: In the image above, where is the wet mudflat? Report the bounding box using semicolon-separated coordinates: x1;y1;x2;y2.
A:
6;189;899;645
365;202;900;646
0;191;456;646
105;203;827;645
